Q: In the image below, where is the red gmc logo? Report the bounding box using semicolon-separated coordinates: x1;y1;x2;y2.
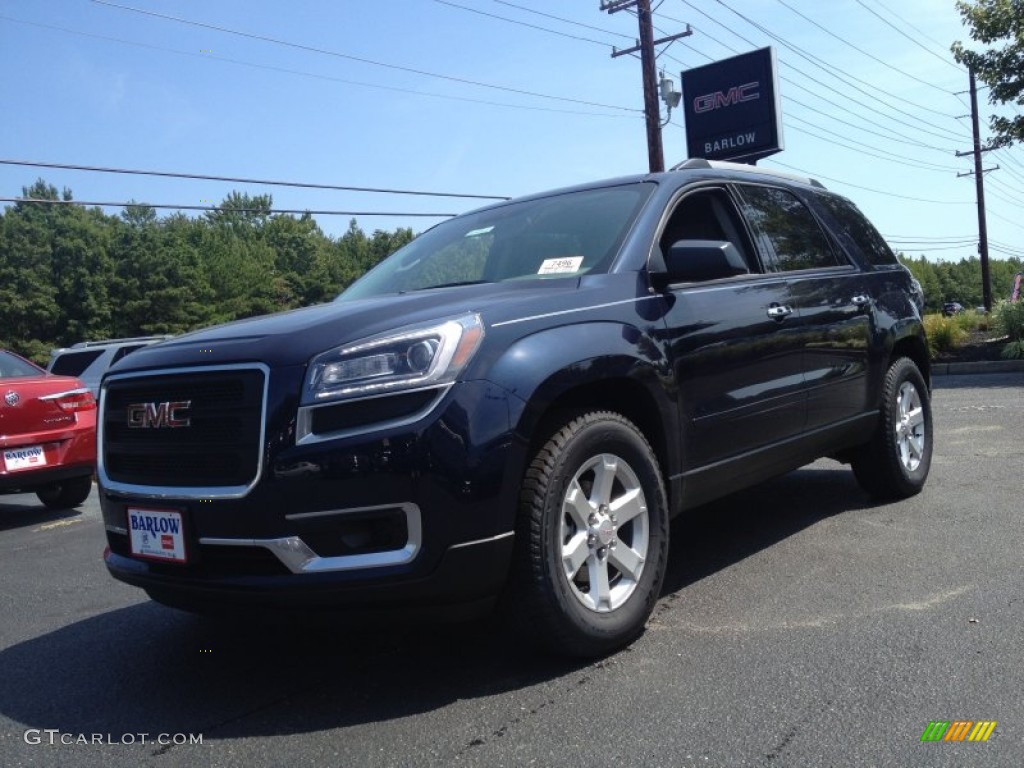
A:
693;82;760;113
127;400;192;428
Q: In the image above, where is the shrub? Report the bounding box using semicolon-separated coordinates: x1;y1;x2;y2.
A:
993;299;1024;341
922;314;968;357
1001;340;1024;359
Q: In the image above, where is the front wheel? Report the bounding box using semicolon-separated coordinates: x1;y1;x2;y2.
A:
851;357;932;499
511;411;669;657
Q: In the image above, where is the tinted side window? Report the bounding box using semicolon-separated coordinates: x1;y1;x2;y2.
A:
737;185;842;272
814;192;897;266
49;349;103;376
110;345;148;365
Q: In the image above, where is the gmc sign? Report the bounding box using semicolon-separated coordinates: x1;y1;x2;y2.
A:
693;82;760;114
680;47;782;163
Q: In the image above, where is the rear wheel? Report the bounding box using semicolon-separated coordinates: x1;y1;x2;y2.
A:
36;476;93;510
851;357;932;499
511;411;668;657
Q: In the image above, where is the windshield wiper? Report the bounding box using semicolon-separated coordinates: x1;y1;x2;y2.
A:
407;280;492;292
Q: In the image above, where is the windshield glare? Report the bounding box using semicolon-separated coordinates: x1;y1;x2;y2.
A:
339;183;653;300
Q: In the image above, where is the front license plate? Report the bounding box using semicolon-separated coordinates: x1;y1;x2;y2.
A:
3;445;47;472
127;508;188;563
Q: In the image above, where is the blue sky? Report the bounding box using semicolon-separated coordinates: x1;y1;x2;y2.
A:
1;0;1022;269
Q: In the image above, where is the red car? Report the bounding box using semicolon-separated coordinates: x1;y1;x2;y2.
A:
1;349;96;508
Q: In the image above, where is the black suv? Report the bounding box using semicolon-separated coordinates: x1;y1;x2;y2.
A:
97;160;931;656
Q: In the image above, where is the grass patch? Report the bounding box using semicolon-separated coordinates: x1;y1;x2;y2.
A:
953;309;990;333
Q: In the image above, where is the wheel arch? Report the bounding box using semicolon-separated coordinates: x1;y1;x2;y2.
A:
890;331;931;390
486;321;680;522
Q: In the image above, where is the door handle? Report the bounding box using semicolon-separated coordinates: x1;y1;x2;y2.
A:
767;304;793;320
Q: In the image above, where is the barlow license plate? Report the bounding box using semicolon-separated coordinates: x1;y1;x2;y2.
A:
127;507;188;563
3;445;47;472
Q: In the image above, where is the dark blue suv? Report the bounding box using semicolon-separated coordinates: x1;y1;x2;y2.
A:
98;159;931;657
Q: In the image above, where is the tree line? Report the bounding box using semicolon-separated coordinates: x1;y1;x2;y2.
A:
899;253;1023;314
0;180;415;362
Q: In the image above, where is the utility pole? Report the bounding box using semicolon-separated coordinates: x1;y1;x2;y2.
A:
603;1;691;173
956;69;999;312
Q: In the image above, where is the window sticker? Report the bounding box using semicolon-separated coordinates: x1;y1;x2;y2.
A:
464;226;495;238
537;256;584;275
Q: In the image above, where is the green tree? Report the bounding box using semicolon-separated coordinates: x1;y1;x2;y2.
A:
0;180;421;358
952;0;1024;147
0;185;62;360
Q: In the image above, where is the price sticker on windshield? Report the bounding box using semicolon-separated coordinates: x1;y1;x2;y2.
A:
537;256;584;275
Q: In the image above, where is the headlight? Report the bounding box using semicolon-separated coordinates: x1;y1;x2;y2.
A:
303;313;484;404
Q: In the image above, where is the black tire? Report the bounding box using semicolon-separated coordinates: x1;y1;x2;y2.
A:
36;475;93;510
511;411;669;657
851;357;932;499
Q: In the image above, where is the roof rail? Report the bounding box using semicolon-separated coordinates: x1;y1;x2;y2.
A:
671;158;825;189
72;335;174;348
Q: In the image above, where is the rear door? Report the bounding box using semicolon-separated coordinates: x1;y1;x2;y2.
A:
732;183;872;429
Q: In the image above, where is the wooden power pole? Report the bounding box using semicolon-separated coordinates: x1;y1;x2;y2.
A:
956;69;999;312
604;1;691;173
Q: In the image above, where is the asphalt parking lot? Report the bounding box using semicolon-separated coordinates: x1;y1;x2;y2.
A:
1;372;1022;768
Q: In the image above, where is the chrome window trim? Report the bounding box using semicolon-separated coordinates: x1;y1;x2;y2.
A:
97;363;271;500
201;503;422;573
294;384;451;445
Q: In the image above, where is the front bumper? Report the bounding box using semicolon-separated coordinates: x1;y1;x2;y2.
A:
99;377;523;611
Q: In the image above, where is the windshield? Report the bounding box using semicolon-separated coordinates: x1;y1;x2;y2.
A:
339;182;653;300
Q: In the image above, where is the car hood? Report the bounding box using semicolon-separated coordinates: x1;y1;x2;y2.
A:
108;279;586;374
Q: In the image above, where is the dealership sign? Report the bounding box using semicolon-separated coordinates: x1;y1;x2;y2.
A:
680;47;783;163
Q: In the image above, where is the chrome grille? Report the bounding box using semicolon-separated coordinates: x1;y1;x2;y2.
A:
101;366;266;493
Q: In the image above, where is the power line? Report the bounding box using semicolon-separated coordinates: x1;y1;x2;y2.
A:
432;0;612;47
763;160;973;206
0;197;458;217
854;0;965;74
0;159;511;200
0;15;637;120
709;0;964;128
656;12;953;152
861;0;965;61
772;0;956;97
89;0;641;113
784;92;955;153
884;234;977;243
785;123;956;173
492;1;634;40
658;7;956;151
894;243;980;253
672;2;967;145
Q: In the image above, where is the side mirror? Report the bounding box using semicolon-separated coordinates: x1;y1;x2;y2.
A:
651;240;749;289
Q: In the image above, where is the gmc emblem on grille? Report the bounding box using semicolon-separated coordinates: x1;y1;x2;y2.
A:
127;400;192;428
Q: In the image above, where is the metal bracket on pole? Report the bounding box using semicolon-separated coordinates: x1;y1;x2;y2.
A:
612;28;692;58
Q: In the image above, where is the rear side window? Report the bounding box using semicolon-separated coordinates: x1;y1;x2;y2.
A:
736;185;843;272
110;345;147;365
814;192;897;266
0;350;44;379
49;349;103;376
